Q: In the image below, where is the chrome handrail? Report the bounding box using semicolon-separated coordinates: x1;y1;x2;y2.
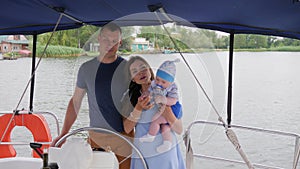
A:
0;110;60;144
55;127;148;169
184;120;300;169
32;111;60;136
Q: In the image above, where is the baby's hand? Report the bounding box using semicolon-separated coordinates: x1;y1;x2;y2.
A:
155;95;167;105
141;91;150;99
137;93;153;110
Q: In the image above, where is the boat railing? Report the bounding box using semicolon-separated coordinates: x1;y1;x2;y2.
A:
184;120;300;169
0;110;60;146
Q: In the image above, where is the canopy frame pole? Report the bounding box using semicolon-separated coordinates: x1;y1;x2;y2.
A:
227;32;234;126
1;13;64;143
29;34;37;111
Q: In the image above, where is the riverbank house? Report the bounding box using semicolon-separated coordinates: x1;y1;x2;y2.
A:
0;35;29;54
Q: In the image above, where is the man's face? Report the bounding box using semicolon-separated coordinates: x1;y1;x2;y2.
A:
98;28;121;57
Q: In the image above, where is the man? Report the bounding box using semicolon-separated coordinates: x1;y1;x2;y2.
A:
51;22;132;169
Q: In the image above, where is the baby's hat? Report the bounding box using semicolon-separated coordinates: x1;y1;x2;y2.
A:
156;59;180;82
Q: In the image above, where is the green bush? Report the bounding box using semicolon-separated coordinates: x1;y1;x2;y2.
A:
269;46;300;51
36;45;84;58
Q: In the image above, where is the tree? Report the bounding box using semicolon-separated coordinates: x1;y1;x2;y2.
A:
119;26;135;51
234;35;247;49
246;35;267;49
29;24;300;52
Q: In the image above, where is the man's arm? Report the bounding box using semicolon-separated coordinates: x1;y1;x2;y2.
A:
51;87;86;146
60;87;85;134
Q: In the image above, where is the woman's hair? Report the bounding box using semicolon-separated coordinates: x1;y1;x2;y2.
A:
127;56;154;106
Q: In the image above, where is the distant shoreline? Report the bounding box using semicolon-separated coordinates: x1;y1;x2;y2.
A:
2;46;300;60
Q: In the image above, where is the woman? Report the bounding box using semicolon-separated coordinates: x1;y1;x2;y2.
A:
122;56;186;169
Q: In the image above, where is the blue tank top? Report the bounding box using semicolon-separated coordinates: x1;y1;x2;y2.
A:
77;57;129;132
95;57;126;132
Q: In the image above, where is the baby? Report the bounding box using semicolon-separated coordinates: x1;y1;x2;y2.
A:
140;59;182;153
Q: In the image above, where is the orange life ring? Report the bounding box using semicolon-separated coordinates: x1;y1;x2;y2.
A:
0;113;52;158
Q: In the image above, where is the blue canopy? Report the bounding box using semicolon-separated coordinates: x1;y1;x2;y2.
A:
1;0;300;39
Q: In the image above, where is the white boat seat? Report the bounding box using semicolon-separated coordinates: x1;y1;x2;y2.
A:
0;157;42;169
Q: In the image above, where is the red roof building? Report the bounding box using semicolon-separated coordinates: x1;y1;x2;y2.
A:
0;35;29;54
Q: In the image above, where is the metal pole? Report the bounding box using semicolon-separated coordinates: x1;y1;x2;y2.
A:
29;34;37;111
227;33;234;126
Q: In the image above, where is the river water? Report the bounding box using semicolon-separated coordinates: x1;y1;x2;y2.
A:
0;52;299;168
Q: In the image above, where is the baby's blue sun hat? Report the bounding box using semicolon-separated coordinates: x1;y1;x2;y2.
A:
156;59;180;82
